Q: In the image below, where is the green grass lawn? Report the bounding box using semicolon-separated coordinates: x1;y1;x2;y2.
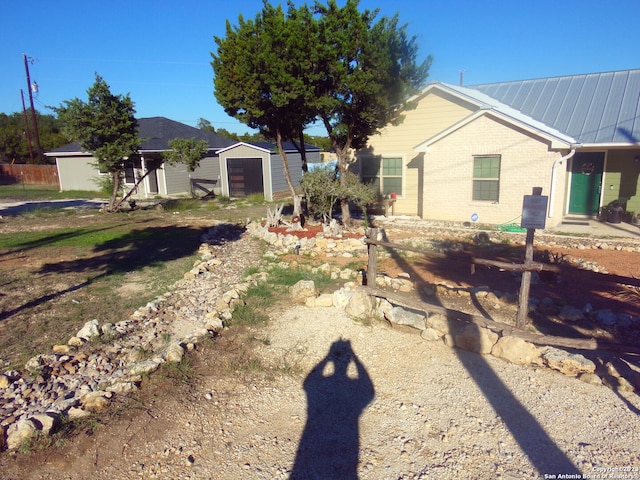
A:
0;184;104;201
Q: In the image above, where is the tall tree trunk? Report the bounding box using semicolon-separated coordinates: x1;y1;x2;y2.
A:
338;162;351;225
275;129;302;215
108;171;121;212
334;143;352;226
296;125;308;173
322;116;353;225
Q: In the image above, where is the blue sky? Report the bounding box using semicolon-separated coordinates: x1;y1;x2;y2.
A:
2;0;639;136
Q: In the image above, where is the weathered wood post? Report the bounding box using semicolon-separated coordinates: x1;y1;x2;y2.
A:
366;228;378;287
516;187;546;328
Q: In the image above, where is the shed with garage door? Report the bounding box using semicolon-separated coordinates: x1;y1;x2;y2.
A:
217;141;321;201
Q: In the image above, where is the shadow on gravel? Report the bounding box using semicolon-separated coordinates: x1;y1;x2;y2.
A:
290;339;374;480
369;225;581;476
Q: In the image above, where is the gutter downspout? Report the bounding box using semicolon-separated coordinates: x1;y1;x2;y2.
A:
548;144;581;219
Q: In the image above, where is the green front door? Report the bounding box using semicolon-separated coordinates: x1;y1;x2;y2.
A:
568;152;604;215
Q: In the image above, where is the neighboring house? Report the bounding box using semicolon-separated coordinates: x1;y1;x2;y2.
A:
46;117;321;201
356;69;640;228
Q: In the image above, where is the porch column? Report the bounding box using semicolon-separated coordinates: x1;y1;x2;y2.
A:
140;155;149;199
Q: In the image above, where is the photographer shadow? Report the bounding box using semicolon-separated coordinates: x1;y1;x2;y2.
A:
290;339;375;480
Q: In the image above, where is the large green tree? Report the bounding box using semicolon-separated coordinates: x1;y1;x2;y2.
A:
313;0;431;223
212;1;319;214
212;0;430;224
53;74;140;211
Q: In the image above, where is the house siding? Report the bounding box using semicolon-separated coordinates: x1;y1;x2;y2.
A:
423;115;564;226
190;155;222;196
57;156;102;192
358;90;475;216
164;162;191;195
603;150;640;214
270;151;310;198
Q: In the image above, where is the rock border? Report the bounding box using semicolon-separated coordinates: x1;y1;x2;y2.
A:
1;220;637;451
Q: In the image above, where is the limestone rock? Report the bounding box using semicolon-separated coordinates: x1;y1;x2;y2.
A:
81;391;112;413
452;324;498;354
344;289;376;319
52;344;71;354
385;307;426;331
67;336;86;347
67;407;91;420
77;319;101;340
289;280;318;303
491;336;541;365
594;309;617;327
540;347;596;376
6;418;36;450
129;359;163;376
426;314;450;335
30;413;59;435
0;374;10;389
578;373;602;386
421;328;443;341
312;293;334;307
164;342;185;363
332;288;355;310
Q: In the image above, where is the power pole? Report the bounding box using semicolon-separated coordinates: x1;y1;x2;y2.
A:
20;89;35;164
23;53;43;164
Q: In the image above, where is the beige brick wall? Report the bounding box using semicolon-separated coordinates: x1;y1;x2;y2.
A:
359;90;474;216
423;115;566;227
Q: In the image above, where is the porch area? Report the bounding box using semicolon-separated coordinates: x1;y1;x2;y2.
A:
548;215;640;239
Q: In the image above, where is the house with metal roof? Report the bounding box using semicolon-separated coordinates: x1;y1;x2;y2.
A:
356;69;640;228
46;117;320;201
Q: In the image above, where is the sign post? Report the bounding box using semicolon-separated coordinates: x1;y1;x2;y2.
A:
516;188;548;328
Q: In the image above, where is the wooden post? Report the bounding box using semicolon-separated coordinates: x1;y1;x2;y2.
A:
366;228;378;287
516;187;543;329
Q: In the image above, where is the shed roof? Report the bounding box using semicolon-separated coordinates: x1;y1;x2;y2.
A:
216;141;321;155
469;69;640;145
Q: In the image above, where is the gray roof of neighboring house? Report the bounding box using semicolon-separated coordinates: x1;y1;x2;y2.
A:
47;116;236;154
468;69;640;145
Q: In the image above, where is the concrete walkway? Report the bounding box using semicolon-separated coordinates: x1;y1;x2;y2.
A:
546;215;640;240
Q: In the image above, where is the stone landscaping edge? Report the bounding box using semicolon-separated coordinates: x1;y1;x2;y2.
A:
0;219;638;452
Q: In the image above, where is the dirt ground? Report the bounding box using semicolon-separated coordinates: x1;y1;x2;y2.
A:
1;210;639;478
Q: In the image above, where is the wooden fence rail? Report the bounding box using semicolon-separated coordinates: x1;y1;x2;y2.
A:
365;231;640;288
0;164;59;186
364;228;640;354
